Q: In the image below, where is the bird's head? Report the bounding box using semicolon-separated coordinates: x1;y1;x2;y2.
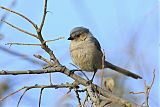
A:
68;27;92;42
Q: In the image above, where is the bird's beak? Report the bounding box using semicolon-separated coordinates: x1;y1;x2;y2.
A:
67;37;73;40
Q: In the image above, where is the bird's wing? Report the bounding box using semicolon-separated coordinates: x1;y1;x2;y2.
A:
92;37;101;51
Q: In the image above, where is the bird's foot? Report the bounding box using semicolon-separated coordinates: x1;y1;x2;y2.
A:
68;69;82;76
86;79;93;85
86;70;97;84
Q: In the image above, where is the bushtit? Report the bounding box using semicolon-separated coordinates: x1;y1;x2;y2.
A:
68;27;142;80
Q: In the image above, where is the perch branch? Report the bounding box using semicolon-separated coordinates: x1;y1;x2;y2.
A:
0;68;143;107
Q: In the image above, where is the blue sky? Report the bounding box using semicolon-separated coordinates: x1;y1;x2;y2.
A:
0;0;159;107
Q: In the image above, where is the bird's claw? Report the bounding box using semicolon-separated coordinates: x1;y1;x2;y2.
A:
86;80;93;85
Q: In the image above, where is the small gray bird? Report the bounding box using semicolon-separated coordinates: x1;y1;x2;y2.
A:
68;27;142;80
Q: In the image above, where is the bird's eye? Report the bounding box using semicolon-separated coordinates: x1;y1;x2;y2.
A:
76;34;80;37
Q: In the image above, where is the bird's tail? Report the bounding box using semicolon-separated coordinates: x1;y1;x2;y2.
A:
104;61;142;79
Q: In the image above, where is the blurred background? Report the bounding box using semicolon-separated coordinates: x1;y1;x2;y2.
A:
0;0;159;107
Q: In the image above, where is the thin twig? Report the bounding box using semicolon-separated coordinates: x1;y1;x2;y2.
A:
86;84;98;106
34;54;54;85
6;42;41;46
74;88;82;107
129;91;145;94
148;69;155;93
0;6;38;29
83;93;89;107
33;54;52;64
0;68;143;107
43;36;65;44
0;87;25;101
0;0;17;30
35;1;60;64
17;88;29;107
70;63;89;80
0;46;45;66
80;71;90;81
49;73;53;85
6;37;65;46
144;80;149;107
76;89;87;93
0;69;62;75
144;69;156;107
100;49;105;88
99;49;105;101
0;18;38;38
70;63;79;69
39;88;44;107
1;84;77;102
42;65;52;69
39;0;47;32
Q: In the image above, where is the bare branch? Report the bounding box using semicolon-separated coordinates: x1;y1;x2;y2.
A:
0;68;62;75
6;37;65;46
129;91;145;94
0;6;38;29
144;69;156;107
39;88;44;107
0;0;17;30
100;49;105;88
0;18;38;38
83;93;89;107
74;88;82;107
70;63;89;80
149;69;155;93
129;70;155;107
144;80;149;107
37;32;59;64
86;84;100;106
0;68;144;107
6;42;41;46
0;87;25;102
39;0;47;32
33;0;59;64
49;73;53;85
43;36;65;44
17;88;29;107
33;54;52;64
0;46;45;66
1;84;77;102
34;54;54;85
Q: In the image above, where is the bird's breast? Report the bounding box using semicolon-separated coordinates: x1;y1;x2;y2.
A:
70;41;103;71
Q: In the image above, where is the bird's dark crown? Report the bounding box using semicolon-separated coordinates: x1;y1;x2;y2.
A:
68;27;89;40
